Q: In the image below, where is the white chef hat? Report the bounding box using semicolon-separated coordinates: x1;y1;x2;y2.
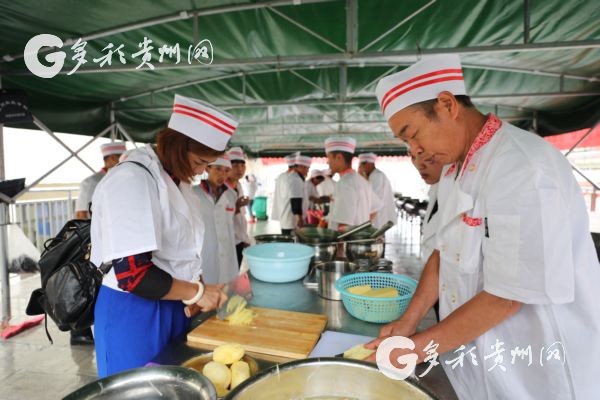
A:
324;137;357;154
168;94;238;151
208;154;232;168
101;142;127;157
227;146;245;162
309;169;324;179
285;152;299;166
295;155;312;168
375;54;466;121
359;153;377;164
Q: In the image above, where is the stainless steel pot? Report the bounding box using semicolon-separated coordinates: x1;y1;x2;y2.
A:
345;239;384;264
307;242;338;265
316;260;357;300
224;358;437;400
253;234;295;244
64;366;217;400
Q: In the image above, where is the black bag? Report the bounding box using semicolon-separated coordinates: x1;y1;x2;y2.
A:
26;219;110;341
26;160;153;343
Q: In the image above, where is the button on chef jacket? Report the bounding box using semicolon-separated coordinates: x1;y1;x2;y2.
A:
435;116;600;400
368;168;397;229
271;170;290;222
193;181;238;284
75;170;105;212
421;184;439;262
329;170;375;231
279;172;305;230
90;145;206;291
231;181;251;245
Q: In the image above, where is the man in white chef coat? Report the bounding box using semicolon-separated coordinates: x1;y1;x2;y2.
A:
358;152;397;229
324;137;377;232
226;147;251;266
75;142;127;219
366;54;600;399
271;153;296;227
279;154;311;235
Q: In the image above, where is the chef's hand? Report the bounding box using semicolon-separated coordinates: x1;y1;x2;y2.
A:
236;196;250;208
364;319;418;362
196;283;227;312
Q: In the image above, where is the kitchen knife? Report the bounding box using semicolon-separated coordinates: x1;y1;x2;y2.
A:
216;271;253;320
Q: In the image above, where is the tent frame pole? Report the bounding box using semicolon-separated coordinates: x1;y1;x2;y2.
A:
116;123;138;148
565;121;600;157
13;124;114;200
0;76;10;327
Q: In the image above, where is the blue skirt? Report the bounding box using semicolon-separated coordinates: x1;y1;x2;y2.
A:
94;285;190;378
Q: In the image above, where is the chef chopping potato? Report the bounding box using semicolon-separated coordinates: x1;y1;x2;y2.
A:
358;54;600;399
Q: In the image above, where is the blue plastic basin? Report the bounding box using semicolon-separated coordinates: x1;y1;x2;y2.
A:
243;243;314;283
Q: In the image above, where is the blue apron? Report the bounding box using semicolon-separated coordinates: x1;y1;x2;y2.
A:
94;285;190;378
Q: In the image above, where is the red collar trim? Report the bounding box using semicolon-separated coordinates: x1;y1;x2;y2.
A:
100;167;108;174
339;168;354;177
459;114;502;177
225;180;236;190
444;163;457;177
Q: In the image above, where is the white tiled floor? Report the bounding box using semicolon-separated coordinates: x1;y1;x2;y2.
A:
0;215;428;399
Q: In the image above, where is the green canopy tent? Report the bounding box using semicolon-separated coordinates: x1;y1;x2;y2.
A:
0;0;599;322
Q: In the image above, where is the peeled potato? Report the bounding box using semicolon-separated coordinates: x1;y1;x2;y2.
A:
214;385;230;397
347;284;372;295
343;344;375;360
230;360;251;389
363;287;399;298
203;361;231;389
213;342;245;365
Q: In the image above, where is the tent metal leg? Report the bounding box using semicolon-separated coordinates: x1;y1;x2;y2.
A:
0;119;10;327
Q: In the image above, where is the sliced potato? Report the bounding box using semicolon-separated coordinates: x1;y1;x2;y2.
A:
230;360;251;389
203;361;231;389
213;342;245;365
343;343;375;360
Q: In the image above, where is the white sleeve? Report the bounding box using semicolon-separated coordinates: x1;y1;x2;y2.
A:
75;176;93;212
370;185;383;213
93;166;161;261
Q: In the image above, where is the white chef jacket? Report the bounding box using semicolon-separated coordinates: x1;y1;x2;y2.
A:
75;170;105;212
271;171;290;222
90;145;205;292
329;170;374;231
421;184;439;262
193;181;238;284
305;180;319;213
368;168;397;229
435;117;600;399
317;176;335;197
279;172;305;230
231;181;251;245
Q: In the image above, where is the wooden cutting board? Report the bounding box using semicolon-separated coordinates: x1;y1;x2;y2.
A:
187;307;328;360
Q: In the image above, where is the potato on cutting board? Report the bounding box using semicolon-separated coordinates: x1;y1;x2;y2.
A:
343;343;375;360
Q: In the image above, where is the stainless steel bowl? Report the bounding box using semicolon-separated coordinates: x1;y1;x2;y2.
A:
316;260;357;300
253;234;295;244
64;366;217;400
224;358;437;400
345;239;384;264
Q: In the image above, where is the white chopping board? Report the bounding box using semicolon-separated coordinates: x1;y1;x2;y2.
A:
309;330;375;358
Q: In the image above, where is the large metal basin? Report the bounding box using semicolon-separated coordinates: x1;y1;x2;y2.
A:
64;366;217;400
295;227;340;244
253;234;295;244
224;358;437;400
345;239;384;263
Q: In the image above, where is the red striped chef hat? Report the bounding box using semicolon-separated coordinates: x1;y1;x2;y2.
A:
169;94;238;151
100;142;127;157
376;54;466;121
227;146;245;161
208;154;232;168
358;153;377;164
324;137;357;154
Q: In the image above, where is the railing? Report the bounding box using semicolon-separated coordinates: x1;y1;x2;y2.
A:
11;187;78;251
